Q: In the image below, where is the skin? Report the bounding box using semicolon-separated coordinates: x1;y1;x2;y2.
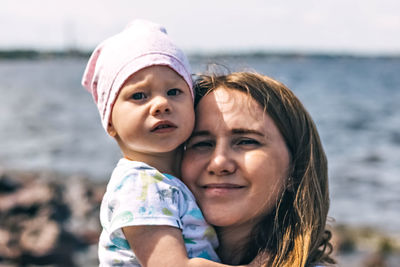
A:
109;66;255;267
108;65;195;175
182;87;290;264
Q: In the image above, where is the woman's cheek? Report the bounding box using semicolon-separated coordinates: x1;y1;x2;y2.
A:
181;151;200;185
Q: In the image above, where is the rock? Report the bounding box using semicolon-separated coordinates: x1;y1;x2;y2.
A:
0;172;21;193
0;169;105;266
19;214;60;256
0;228;21;259
362;252;387;267
0;181;53;212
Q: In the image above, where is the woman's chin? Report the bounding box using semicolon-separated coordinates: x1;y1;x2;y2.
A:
203;210;245;229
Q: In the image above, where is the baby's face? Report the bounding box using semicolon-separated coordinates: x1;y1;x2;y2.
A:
108;65;195;158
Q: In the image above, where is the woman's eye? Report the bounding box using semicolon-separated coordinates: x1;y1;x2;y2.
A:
167;88;182;96
189;141;213;150
131;92;146;100
237;138;260;146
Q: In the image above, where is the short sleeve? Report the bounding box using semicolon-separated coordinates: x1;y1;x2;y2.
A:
105;169;184;244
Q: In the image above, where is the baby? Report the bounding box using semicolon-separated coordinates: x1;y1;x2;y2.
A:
82;19;252;267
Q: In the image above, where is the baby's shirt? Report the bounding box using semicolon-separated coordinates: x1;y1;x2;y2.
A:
98;159;220;266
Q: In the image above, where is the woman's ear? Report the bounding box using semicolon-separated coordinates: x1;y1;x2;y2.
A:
107;122;117;137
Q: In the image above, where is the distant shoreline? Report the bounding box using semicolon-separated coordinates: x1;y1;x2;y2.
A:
1;49;399;60
0;49;90;60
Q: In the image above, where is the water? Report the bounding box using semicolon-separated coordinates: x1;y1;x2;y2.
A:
0;55;399;232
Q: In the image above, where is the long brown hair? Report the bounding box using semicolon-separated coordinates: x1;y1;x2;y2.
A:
194;72;335;267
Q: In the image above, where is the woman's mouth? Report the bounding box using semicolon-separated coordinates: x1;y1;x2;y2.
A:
203;183;244;189
202;183;245;196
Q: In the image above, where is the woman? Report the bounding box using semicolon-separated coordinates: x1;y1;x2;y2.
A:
181;72;335;266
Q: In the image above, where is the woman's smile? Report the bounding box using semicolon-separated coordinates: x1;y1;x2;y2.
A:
201;183;246;196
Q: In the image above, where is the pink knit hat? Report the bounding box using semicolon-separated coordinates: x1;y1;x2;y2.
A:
81;19;193;131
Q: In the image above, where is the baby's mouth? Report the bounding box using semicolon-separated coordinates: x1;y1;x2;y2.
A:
150;121;177;132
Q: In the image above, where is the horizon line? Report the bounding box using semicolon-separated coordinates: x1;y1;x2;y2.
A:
0;48;399;59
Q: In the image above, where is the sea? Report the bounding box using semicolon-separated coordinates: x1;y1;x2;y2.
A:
0;54;399;233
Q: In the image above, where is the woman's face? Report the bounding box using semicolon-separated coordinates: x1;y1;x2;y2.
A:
182;87;290;231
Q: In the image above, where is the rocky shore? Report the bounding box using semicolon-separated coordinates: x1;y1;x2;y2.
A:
0;168;399;266
0;168;103;266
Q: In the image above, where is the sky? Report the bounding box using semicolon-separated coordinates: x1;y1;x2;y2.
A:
1;0;399;55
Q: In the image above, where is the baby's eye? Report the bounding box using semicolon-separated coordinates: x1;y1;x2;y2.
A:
167;88;182;96
131;92;146;100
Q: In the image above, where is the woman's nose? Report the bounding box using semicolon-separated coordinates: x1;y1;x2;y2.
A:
150;96;171;115
206;148;236;176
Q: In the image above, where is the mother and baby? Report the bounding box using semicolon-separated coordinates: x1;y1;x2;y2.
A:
82;19;335;267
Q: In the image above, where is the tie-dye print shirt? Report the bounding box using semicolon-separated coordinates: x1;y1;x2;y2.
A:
98;159;220;266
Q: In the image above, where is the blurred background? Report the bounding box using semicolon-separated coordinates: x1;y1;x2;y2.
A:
0;0;399;266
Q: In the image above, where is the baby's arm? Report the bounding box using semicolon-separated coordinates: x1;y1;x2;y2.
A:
123;225;257;267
